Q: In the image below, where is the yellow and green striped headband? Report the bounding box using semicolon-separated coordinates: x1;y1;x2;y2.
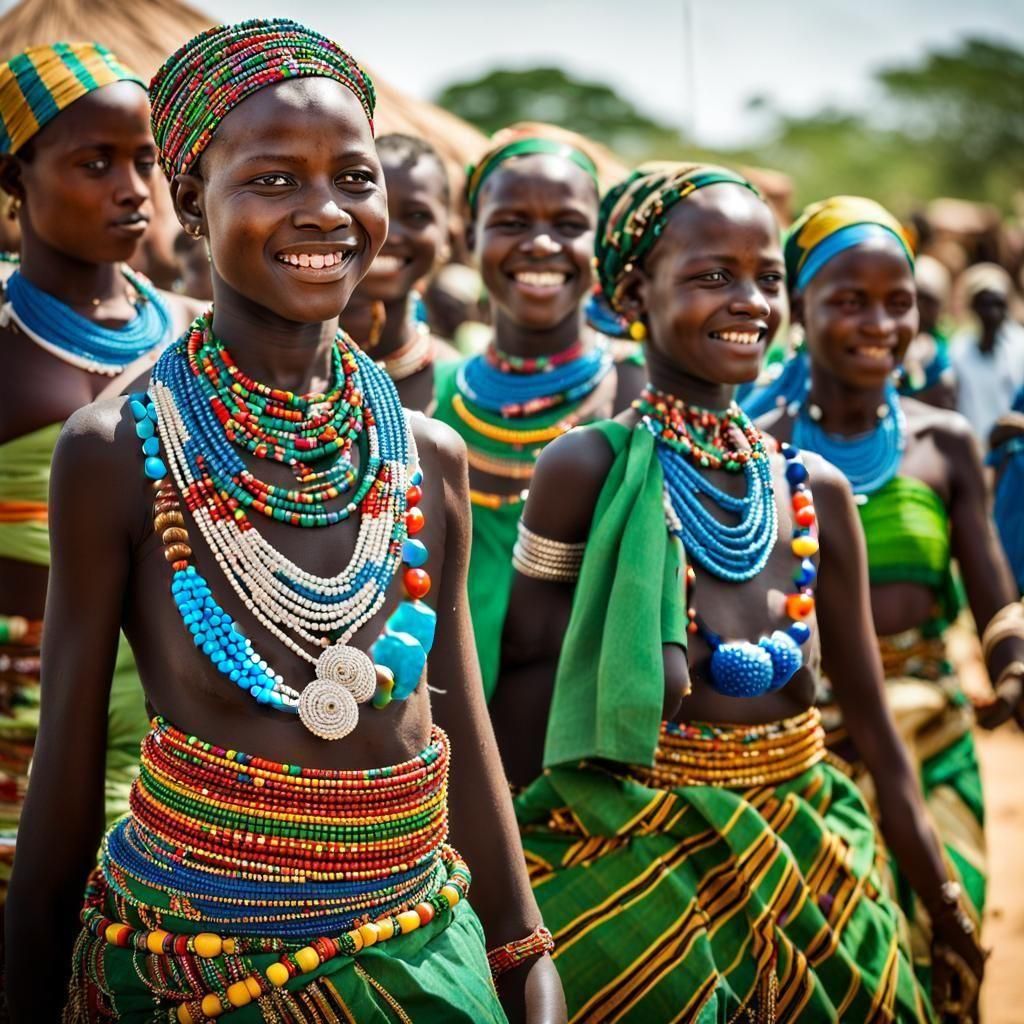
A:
465;135;599;214
0;42;144;155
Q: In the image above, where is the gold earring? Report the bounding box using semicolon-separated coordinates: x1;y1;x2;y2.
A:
186;224;202;239
7;196;20;221
629;319;647;341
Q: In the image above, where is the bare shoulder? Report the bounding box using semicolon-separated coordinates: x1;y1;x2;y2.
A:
525;421;621;541
800;449;854;506
757;405;794;444
158;290;205;336
54;397;145;531
409;410;466;474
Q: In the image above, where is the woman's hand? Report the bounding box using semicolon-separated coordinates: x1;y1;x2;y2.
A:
929;896;986;1023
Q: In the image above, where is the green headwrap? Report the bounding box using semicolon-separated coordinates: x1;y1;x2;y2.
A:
595;162;759;313
465;135;599;214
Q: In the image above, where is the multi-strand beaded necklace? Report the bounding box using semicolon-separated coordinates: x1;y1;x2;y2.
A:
637;387;818;697
136;313;437;740
450;331;614;507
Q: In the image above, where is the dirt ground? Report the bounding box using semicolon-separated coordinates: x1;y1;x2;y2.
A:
978;727;1024;1024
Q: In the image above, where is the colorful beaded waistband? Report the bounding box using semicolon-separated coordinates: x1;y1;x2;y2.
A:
640;708;825;789
102;717;454;939
878;627;948;682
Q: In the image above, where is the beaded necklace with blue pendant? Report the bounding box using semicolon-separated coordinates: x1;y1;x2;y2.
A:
637;387;818;697
133;312;437;740
2;265;172;376
792;380;905;498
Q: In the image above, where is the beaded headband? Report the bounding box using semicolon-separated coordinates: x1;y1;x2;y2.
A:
596;162;759;313
149;18;376;179
784;195;913;293
465;135;599;214
0;42;143;155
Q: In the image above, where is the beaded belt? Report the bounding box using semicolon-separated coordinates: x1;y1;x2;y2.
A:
638;708;825;789
878;627;948;682
75;719;473;1021
100;718;458;937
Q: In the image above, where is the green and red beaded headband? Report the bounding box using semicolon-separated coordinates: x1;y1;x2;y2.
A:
150;18;375;180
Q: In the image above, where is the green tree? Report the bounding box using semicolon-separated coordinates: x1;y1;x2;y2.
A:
435;66;681;157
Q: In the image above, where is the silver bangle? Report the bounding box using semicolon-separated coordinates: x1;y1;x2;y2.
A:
512;521;585;583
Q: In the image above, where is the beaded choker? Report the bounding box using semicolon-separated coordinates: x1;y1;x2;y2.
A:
1;266;172;376
458;331;612;419
137;313;437;739
793;381;906;497
639;388;817;697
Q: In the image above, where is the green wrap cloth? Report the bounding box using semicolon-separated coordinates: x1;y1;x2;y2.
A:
68;897;504;1023
0;421;60;565
543;421;686;770
0;420;149;826
857;476;960;626
516;751;932;1022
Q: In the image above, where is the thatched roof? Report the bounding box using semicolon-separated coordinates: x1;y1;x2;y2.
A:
0;0;488;188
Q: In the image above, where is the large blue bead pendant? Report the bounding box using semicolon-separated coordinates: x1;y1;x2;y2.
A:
710;641;775;697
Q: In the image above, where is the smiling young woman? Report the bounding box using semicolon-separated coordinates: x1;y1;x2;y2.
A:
4;21;564;1024
759;195;1024;992
432;124;643;703
502;164;983;1021
0;42;201;906
341;134;459;413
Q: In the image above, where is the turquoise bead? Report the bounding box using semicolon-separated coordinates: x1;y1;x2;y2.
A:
387;600;436;653
129;399;148;421
135;418;155;440
144;456;167;480
142;437;160;456
401;539;428;568
370;630;426;700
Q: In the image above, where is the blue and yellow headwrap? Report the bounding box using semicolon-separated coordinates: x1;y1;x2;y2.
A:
465;127;599;214
595;161;760;312
784;195;913;293
0;42;143;156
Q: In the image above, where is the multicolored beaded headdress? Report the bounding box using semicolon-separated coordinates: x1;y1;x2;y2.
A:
596;162;759;313
0;42;143;155
465;126;600;214
784;195;913;293
149;18;376;179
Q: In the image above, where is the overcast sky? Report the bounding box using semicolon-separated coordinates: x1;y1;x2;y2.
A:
9;0;1022;147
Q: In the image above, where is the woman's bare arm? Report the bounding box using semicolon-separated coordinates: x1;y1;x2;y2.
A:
5;401;137;1021
425;420;565;1024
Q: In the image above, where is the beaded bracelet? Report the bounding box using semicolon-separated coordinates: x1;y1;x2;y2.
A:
981;601;1024;662
512;521;585;583
486;925;555;981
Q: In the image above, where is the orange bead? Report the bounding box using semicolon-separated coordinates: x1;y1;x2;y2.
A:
794;505;816;528
415;902;435;926
406;507;425;535
786;593;815;620
406;484;423;507
403;568;431;599
792;491;812;511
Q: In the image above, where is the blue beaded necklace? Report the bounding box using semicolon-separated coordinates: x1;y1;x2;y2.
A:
641;404;778;583
3;266;172;376
457;334;612;418
792;381;905;497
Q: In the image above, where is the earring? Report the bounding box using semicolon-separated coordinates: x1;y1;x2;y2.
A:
186;224;202;239
7;196;20;221
629;318;647;341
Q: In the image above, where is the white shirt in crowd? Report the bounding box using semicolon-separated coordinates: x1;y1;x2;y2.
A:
950;319;1024;442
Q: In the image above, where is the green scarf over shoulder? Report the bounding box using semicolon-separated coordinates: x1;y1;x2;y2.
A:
543;421;687;770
